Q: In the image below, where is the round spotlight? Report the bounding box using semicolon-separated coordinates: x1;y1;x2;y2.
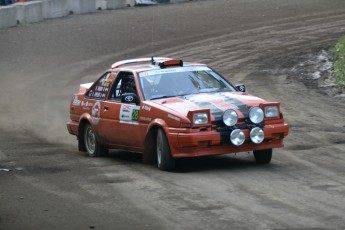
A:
250;127;264;144
222;109;238;126
230;129;245;146
249;107;264;124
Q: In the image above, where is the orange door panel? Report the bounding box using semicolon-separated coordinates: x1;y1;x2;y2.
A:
100;101;144;147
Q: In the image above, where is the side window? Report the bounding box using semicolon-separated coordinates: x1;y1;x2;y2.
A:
86;72;117;100
109;72;137;101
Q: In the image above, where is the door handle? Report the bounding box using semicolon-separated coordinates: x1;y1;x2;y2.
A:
104;106;109;111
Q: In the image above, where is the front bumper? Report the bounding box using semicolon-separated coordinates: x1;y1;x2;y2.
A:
167;123;289;158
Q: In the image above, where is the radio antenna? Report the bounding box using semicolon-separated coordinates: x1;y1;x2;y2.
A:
151;4;156;57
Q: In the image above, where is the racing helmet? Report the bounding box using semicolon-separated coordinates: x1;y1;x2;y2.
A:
121;74;136;94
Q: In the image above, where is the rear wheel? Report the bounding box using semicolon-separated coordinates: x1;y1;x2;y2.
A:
156;128;175;171
253;149;272;164
83;123;108;157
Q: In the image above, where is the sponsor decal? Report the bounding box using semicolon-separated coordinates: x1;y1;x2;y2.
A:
93;92;104;98
140;72;149;77
140;116;152;122
139;66;211;77
81;101;93;107
72;96;81;106
132;109;139;121
109;73;116;81
168;114;180;122
121;114;131;119
91;101;101;124
121;105;131;113
142;105;151;111
124;95;134;103
120;104;140;125
88;90;94;97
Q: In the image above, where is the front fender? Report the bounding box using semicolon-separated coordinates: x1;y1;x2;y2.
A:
143;118;171;164
147;118;169;133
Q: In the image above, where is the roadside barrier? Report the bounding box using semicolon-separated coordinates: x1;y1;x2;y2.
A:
15;1;43;24
0;4;16;28
0;0;191;29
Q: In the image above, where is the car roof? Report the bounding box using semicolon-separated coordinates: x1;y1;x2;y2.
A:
110;57;206;73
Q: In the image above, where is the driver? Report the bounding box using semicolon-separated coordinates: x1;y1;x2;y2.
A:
121;75;137;95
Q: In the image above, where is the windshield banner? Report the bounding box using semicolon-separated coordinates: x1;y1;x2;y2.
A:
139;66;211;77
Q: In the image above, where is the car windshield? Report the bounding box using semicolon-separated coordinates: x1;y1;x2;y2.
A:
139;66;236;100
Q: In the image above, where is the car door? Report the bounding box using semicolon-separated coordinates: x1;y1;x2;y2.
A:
99;71;144;149
83;71;116;142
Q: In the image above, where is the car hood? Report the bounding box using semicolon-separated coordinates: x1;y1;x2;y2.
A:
151;92;266;121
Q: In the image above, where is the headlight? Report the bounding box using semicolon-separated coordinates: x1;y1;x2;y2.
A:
250;127;264;144
230;129;245;146
265;106;279;118
193;113;208;125
249;107;264;124
222;109;238;126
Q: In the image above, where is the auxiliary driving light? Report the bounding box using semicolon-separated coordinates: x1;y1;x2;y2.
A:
250;127;264;144
230;129;245;146
222;109;238;126
249;107;264;124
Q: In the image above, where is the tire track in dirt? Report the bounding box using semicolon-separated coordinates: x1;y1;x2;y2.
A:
51;9;345;229
164;12;345;71
1;5;345;230
83;11;345;230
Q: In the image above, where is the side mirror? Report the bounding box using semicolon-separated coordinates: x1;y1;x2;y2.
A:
235;84;246;92
121;93;140;105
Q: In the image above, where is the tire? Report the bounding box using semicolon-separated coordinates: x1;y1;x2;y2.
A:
156;128;175;171
83;123;108;157
253;149;272;164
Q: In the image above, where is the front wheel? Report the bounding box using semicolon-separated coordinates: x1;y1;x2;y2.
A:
156;128;175;171
83;123;108;157
253;149;272;164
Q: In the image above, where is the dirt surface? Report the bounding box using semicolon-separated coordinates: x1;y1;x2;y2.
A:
1;0;345;229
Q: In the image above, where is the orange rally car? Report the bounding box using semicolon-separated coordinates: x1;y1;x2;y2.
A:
67;57;289;171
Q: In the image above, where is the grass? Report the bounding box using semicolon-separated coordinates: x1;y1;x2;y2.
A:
333;36;345;88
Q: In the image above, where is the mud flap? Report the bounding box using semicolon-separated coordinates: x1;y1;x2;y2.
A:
142;132;155;164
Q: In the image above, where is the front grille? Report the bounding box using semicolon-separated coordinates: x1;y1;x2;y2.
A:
213;119;264;145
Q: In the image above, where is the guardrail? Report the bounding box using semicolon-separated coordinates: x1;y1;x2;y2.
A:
0;0;192;29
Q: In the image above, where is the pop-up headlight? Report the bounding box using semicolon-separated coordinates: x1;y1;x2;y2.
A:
193;113;209;125
265;106;279;118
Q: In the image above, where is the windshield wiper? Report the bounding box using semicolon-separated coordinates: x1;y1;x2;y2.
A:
149;95;175;100
177;93;194;98
150;92;194;100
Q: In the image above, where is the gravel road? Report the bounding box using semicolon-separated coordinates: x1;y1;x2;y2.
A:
1;0;345;229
